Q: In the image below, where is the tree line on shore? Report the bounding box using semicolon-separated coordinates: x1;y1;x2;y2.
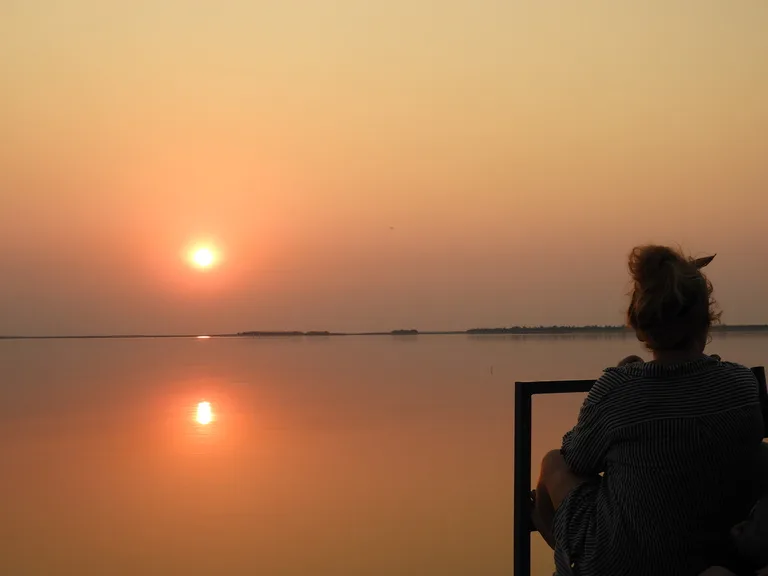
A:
236;324;768;337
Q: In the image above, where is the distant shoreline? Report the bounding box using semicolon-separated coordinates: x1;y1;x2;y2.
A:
2;324;767;340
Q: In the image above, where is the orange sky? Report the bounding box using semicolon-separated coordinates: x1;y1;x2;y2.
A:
1;1;767;335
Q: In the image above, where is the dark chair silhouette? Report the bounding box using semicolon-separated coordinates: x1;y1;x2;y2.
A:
513;366;768;576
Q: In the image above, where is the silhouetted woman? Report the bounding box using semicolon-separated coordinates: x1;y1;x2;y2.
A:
531;245;765;576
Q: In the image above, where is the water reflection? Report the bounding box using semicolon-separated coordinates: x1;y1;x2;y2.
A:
163;388;239;455
1;334;764;576
196;401;213;425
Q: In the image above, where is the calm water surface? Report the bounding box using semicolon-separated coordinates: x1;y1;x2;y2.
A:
1;333;766;576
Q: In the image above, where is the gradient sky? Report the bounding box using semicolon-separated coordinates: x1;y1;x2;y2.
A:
1;0;767;335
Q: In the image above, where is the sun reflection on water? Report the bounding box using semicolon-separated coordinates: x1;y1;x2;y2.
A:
196;401;213;425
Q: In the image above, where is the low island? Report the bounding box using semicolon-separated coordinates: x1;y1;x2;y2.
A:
232;324;768;338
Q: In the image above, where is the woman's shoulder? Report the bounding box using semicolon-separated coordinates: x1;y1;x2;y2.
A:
706;359;761;391
585;365;640;404
716;360;757;377
590;356;759;403
604;356;756;381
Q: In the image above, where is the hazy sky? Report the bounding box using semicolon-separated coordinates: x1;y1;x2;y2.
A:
1;0;767;335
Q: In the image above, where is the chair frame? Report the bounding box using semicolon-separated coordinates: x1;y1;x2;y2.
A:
512;366;768;576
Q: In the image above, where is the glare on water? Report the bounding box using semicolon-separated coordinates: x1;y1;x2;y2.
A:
196;401;213;425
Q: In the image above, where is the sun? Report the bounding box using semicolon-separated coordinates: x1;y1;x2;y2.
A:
193;248;214;268
187;245;219;270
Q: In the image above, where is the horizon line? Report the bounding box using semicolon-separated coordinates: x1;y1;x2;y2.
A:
2;323;768;340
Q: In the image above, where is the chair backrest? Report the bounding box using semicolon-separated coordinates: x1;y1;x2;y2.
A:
513;365;768;576
755;366;768;438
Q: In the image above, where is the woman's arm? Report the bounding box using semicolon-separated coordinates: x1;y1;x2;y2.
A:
560;397;612;476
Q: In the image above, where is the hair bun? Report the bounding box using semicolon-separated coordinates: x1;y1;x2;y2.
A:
627;245;720;350
629;245;690;293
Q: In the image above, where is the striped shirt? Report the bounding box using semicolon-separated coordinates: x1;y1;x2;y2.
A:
553;356;765;576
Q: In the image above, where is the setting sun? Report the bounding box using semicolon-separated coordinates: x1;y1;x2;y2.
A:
193;248;215;268
196;401;213;425
186;243;220;270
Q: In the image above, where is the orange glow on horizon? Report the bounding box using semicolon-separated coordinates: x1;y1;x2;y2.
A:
196;401;213;425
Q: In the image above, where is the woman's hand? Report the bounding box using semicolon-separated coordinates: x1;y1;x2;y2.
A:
698;568;736;576
617;355;644;367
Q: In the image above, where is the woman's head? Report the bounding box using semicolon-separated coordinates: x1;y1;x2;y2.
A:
626;245;720;352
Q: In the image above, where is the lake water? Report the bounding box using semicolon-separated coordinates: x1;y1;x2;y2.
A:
1;333;766;576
